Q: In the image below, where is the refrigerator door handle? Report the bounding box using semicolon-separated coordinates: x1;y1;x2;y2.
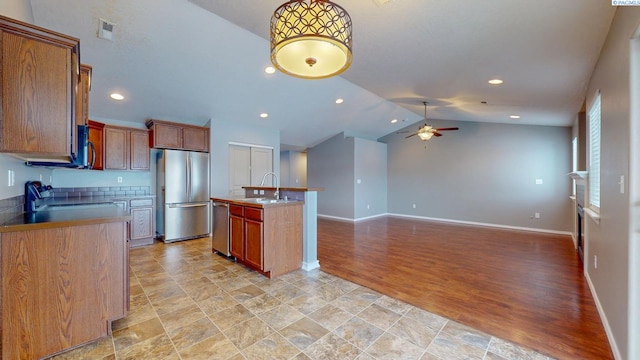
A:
186;154;191;201
169;203;208;208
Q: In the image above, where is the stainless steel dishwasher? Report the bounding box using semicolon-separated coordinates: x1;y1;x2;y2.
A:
211;201;230;256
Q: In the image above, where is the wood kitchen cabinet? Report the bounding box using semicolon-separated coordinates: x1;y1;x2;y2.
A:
0;221;129;359
226;202;303;278
0;15;80;161
244;207;265;270
75;64;92;127
146;119;209;152
88;120;105;170
229;204;245;260
104;125;150;171
128;198;155;247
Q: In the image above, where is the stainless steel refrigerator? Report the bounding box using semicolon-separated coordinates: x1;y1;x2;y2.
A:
156;149;210;243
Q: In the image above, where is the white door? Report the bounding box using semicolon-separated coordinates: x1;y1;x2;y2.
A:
229;145;251;197
251;147;274;186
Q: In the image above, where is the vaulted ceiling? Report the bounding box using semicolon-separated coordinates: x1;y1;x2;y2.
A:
29;0;615;149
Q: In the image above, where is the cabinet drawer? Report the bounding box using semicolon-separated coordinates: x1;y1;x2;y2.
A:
130;198;153;207
230;204;244;216
245;207;263;222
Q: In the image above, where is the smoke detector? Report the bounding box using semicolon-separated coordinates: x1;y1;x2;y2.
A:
98;18;115;41
373;0;395;6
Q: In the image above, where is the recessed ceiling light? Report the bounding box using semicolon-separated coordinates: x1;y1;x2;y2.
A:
110;93;124;100
510;115;521;119
335;98;344;104
260;113;269;118
265;66;276;74
488;79;503;85
391;119;398;124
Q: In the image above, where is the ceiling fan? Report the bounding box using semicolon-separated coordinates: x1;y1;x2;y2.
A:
401;101;459;141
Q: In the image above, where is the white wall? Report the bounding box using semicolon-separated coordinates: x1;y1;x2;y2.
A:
583;7;640;360
0;0;32;23
209;118;280;197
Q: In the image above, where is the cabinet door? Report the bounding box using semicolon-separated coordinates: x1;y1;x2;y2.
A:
88;120;104;170
130;206;153;240
153;123;182;149
129;130;150;170
183;126;209;152
244;218;264;270
104;127;128;170
0;30;73;156
230;214;245;260
75;64;91;127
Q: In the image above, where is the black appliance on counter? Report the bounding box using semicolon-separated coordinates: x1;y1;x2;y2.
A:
25;181;53;213
24;125;95;169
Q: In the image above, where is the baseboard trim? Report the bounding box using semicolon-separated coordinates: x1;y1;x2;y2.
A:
301;260;320;271
317;212;572;236
584;271;622;359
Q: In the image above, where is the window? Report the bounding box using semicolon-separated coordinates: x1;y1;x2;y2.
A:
572;137;577;195
588;91;601;210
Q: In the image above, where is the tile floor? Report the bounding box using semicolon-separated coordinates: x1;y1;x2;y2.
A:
51;237;554;360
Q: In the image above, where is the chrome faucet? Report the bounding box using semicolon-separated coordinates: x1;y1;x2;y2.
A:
260;172;280;200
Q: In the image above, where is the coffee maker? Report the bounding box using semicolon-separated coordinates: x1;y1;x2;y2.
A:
24;181;52;213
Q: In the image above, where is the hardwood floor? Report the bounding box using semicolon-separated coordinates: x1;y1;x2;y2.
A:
317;216;613;360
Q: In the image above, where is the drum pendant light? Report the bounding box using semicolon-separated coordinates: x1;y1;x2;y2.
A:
270;0;353;79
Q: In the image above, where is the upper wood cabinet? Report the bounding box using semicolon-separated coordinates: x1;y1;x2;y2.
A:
75;64;92;127
146;119;209;152
88;120;105;170
104;125;150;171
0;15;80;161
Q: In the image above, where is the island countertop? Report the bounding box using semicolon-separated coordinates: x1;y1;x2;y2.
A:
242;186;324;192
210;196;304;209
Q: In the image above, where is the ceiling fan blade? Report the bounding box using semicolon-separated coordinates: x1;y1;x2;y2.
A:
434;127;459;131
405;133;418;138
432;132;443;137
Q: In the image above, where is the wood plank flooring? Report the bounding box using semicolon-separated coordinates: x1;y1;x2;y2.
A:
317;216;613;360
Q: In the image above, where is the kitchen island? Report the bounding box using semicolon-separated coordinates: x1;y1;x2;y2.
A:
0;205;130;359
211;196;303;278
243;186;322;271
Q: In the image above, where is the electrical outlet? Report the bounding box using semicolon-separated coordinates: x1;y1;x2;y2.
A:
367;204;370;209
594;255;598;269
117;176;123;183
412;203;416;209
39;174;43;181
534;212;540;219
535;179;543;185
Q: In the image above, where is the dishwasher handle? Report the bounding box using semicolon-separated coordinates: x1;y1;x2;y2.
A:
213;202;229;208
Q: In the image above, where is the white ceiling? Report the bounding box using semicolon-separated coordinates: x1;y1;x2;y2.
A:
29;0;615;150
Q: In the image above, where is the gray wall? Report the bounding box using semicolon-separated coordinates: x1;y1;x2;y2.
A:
209;118;280;197
583;8;640;360
280;150;307;187
354;137;387;219
380;121;573;232
308;133;355;218
308;133;387;220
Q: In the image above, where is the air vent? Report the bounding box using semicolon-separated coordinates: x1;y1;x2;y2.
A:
373;0;395;6
98;18;115;41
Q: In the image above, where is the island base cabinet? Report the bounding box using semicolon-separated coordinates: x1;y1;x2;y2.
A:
0;222;129;360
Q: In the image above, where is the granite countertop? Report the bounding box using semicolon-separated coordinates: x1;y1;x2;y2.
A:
210;196;304;209
242;186;324;192
0;195;155;233
0;204;131;233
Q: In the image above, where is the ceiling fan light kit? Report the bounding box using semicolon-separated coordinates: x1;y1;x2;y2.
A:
270;0;353;79
403;101;459;141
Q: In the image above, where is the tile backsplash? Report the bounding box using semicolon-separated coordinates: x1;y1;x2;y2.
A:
51;186;151;198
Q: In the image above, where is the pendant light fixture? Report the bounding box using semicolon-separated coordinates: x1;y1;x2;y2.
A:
270;0;352;79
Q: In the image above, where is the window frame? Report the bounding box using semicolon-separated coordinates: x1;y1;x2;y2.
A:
588;90;601;213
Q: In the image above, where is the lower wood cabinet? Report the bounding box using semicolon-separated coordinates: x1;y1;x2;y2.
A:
229;204;244;260
0;221;129;359
114;197;155;247
227;202;303;278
